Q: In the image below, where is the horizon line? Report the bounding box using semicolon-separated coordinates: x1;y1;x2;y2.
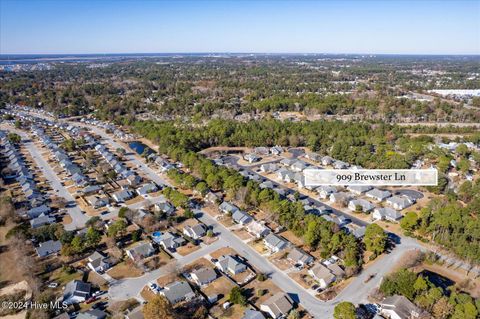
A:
1;51;479;57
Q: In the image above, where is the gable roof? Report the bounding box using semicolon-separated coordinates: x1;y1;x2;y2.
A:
261;292;294;318
264;233;288;250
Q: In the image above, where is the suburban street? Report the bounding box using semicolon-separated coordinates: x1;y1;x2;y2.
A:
3;125;89;230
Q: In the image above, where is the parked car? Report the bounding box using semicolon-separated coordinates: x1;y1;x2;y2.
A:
48;282;58;288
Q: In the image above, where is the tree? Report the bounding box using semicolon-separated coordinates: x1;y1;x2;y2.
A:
142;295;175;319
85;227;101;247
400;211;419;232
432;296;453;319
7;133;21;144
363;224;387;256
228;287;247;306
287;309;300;319
334;301;356;319
107;219;127;238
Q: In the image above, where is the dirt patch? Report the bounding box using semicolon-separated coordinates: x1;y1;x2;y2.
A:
176;242;201;256
201;276;236;303
107;261;143;279
210;247;238;260
289;269;315;289
244;279;281;308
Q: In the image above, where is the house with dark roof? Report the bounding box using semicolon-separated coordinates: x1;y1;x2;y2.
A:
30;214;55;228
36;240;62;257
26;204;50;219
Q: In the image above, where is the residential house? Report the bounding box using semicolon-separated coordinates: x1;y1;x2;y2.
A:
386;196;415;210
219;201;239;215
373;207;403;222
260;292;294;319
112;189;133;203
263;233;288;253
270;146;283;156
154;200;175;215
76;309;108;319
156;231;186;251
127;174;142;186
36;240;62;257
183;224;207;240
126;242;155;261
87;251;112;273
160;281;196;304
321;156;334;166
63;280;92;304
347;185;373;195
86;195;109;209
190;267;217;286
329;192;351;205
232;210;253;225
366;188;392;201
287;248;314;267
317;186;337;199
305;152;321;162
26;204;50;219
291;160;308;172
308;264;336;289
259;180;274;189
348;199;375;213
30;214;55;228
205;191;221;204
254;147;270;155
246;220;270;238
242;309;266;319
380;295;423;319
333;160;348;169
215;255;247;275
244;153;260;163
136;183;158;197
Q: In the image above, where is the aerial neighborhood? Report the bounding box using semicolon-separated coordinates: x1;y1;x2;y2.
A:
1;51;479;319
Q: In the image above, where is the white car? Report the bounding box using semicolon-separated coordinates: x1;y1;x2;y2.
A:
48;282;58;288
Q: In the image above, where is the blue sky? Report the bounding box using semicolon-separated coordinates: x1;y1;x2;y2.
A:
1;0;479;55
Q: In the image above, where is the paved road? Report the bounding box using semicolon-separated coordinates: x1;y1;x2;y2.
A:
72;122;169;187
9;128;89;230
225;156;368;227
109;238;225;300
108;207;425;318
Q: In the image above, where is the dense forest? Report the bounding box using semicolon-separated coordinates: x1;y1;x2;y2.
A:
1;55;479;121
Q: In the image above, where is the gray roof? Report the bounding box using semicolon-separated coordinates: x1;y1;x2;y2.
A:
217;255;246;274
381;295;422;319
30;215;55;228
264;233;288;251
36;240;62;257
191;267;217;285
287;248;314;265
127;242;155;259
63;280;91;301
242;309;266;319
219;201;239;214
232;210;253;224
161;281;195;304
76;309;107;319
261;292;294;318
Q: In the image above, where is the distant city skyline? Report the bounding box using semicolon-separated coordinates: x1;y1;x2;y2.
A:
1;0;479;55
